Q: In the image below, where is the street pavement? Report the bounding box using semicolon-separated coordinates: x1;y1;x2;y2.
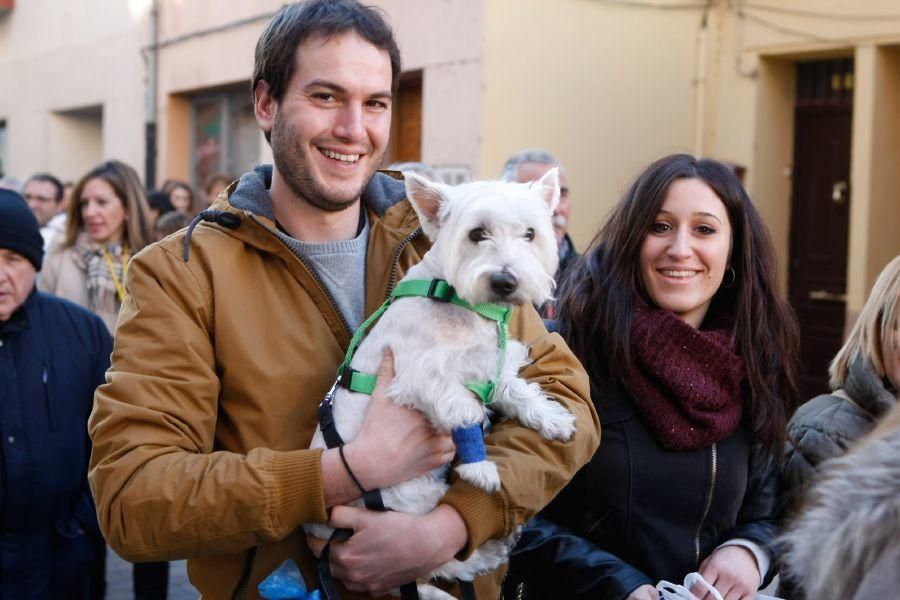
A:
104;543;781;599
106;547;196;599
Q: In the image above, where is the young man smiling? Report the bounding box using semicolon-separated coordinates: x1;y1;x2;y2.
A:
88;2;598;598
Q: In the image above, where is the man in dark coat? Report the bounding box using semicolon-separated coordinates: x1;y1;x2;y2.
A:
501;149;579;318
0;189;112;598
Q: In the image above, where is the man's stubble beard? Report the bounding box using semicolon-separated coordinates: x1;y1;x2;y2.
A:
271;114;383;213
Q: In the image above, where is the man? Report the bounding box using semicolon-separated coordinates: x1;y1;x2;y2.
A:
88;2;598;599
501;150;579;317
22;172;67;248
0;190;111;598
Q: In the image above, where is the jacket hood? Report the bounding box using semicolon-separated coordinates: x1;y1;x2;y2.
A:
180;164;416;264
226;164;408;221
781;420;900;599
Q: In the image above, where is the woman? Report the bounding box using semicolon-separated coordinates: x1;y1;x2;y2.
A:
161;179;197;215
781;400;900;600
504;154;799;599
779;254;898;596
202;172;235;206
40;160;153;334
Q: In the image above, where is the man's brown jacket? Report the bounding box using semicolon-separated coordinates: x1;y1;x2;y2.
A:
88;167;599;599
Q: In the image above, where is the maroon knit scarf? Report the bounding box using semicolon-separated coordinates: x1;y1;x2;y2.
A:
623;304;745;450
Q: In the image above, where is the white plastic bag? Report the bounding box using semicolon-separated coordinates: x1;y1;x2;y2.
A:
656;572;783;600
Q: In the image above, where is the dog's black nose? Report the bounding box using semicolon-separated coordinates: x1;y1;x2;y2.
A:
490;271;518;298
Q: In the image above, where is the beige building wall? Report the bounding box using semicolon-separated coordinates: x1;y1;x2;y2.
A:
0;0;148;182
379;0;485;168
706;1;900;311
860;45;900;302
153;0;485;184
480;0;898;317
2;0;896;317
481;0;699;247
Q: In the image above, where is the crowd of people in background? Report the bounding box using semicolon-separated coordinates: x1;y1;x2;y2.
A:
1;163;234;600
0;1;898;599
4;152;897;600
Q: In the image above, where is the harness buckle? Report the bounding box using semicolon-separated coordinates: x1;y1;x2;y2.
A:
320;371;342;409
340;367;356;390
426;279;454;302
317;371;345;448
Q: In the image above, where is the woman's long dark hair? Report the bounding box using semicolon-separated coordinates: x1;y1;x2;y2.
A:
558;154;800;451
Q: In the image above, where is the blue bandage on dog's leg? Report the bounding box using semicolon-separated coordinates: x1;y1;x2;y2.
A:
452;423;486;464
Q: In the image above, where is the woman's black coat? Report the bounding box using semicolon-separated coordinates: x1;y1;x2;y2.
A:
504;378;779;599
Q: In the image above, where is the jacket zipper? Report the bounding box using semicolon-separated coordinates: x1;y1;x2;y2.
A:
386;228;423;296
43;362;56;431
694;442;717;566
248;214;353;335
230;546;257;600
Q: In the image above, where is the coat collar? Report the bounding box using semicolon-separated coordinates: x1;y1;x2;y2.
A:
203;165;420;258
843;356;897;418
0;286;38;335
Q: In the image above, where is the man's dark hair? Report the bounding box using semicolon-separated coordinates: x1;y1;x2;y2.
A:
26;172;64;203
252;0;401;140
147;190;175;216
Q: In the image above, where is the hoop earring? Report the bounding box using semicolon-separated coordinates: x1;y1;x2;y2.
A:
722;266;736;288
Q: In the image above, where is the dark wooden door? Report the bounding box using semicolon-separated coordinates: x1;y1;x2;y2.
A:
789;58;853;399
389;71;423;163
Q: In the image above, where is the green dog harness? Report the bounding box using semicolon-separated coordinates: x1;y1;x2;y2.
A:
336;278;512;405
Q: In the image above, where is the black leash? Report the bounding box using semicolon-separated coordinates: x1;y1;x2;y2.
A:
316;388;426;600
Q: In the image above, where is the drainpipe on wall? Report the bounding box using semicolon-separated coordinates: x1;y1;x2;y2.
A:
144;0;159;188
692;0;713;157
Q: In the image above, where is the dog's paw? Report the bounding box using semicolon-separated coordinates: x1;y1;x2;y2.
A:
535;401;576;441
455;460;501;493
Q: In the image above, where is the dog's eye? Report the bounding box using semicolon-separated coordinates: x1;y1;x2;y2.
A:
524;228;535;241
469;227;488;242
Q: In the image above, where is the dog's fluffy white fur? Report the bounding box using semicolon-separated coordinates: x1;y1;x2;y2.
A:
306;169;576;599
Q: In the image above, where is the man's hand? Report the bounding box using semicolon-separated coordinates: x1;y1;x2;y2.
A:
308;504;467;595
626;584;659;600
694;545;761;600
322;348;456;507
344;348;456;490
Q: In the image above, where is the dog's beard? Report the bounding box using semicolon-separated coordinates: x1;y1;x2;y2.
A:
439;245;557;307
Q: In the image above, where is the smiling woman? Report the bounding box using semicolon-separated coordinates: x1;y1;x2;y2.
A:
505;154;801;600
639;178;733;329
38;160;153;334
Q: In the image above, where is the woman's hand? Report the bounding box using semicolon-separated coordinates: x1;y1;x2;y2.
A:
694;545;761;600
627;584;659;600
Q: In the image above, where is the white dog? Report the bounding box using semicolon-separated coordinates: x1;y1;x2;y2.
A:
307;168;576;599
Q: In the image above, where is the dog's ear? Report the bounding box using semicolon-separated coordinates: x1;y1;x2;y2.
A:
530;167;561;213
404;171;446;237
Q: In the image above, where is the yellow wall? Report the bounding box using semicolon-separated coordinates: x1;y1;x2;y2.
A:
702;2;900;310
481;0;899;312
864;45;900;295
482;0;700;248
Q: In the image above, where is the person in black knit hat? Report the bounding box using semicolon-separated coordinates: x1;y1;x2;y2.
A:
0;189;44;271
0;189;112;598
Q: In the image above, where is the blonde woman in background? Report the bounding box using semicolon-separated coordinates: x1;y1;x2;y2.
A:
40;160;153;334
779;254;899;598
